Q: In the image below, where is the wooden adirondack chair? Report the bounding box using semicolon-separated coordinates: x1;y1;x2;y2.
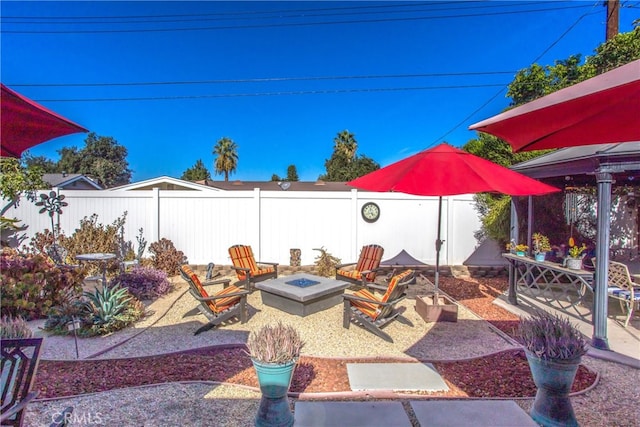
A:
180;265;250;335
228;245;278;289
342;269;414;342
336;244;384;287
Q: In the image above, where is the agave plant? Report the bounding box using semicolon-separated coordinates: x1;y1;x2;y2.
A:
83;284;133;325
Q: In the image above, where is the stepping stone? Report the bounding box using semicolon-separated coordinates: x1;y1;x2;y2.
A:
294;401;411;427
346;363;449;391
411;400;538;426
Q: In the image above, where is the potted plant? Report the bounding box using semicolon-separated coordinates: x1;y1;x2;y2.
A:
532;233;552;262
516;310;588;427
564;239;587;270
246;322;305;427
506;242;529;256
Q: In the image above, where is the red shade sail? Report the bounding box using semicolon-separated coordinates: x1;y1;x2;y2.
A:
1;83;88;158
468;60;640;152
347;143;560;197
347;143;559;293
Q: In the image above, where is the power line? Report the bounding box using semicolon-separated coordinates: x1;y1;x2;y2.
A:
1;4;592;34
429;7;602;146
0;2;565;21
33;84;510;102
7;71;518;88
1;2;551;24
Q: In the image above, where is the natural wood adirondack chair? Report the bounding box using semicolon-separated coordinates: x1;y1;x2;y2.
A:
342;269;415;342
335;244;385;288
228;245;278;290
180;265;250;335
607;261;640;328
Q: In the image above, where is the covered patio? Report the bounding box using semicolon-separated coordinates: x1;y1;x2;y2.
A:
510;142;640;350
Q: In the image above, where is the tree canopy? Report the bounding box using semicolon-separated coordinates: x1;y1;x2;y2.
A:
212;137;239;181
271;164;299;182
181;159;211;181
319;130;379;181
0;157;48;216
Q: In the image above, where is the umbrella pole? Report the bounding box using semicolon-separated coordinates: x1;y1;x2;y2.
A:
434;196;443;300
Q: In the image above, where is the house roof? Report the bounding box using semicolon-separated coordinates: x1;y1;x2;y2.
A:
511;142;640;187
109;176;220;191
43;173;103;190
198;179;353;191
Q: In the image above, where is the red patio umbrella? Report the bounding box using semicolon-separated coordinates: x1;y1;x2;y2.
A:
468;60;640;152
347;143;559;292
1;83;88;158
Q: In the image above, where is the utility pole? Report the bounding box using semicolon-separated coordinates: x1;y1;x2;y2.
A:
605;0;619;41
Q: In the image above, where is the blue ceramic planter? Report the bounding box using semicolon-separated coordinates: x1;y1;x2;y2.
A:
525;351;580;427
252;359;296;427
535;252;546;262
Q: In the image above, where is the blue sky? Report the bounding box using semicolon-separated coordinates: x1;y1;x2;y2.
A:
1;1;637;182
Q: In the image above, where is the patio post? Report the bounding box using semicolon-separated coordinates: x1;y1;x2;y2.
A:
592;169;612;350
507;198;519;304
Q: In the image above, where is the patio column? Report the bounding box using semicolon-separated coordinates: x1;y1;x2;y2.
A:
507;198;519;304
592;169;612;350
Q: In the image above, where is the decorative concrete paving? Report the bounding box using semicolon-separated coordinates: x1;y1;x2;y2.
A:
294;401;411;427
410;400;538;426
346;362;449;391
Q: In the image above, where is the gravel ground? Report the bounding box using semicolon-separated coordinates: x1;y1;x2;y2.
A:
23;269;640;426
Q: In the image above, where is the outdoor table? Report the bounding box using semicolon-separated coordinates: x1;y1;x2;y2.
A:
255;273;349;317
76;253;116;285
502;253;594;321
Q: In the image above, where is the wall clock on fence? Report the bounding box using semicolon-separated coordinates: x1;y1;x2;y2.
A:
361;202;380;223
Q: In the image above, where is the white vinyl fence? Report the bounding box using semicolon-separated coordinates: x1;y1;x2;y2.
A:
5;188;484;267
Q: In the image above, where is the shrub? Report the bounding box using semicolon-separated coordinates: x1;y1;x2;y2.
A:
59;213;128;276
246;321;305;364
0;249;85;320
111;265;173;300
44;288;89;335
83;297;145;337
148;238;187;276
0;315;33;338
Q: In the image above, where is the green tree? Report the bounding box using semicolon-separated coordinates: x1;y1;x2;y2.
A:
0;157;48;216
320;130;379;181
24;153;57;173
334;130;357;161
212;137;239;181
286;165;299;182
271;164;299;182
181;159;211;181
582;26;640;76
55;133;132;188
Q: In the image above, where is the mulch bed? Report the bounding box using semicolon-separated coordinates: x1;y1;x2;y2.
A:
34;276;598;399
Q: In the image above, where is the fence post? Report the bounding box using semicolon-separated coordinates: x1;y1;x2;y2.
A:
151;188;160;243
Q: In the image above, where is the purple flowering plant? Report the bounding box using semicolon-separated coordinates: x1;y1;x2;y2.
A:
111;265;172;300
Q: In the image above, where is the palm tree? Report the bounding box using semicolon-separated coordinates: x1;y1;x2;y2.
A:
334;130;357;162
212;137;239;181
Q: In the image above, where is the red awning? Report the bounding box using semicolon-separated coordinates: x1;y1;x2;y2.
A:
1;83;88;158
469;60;640;152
